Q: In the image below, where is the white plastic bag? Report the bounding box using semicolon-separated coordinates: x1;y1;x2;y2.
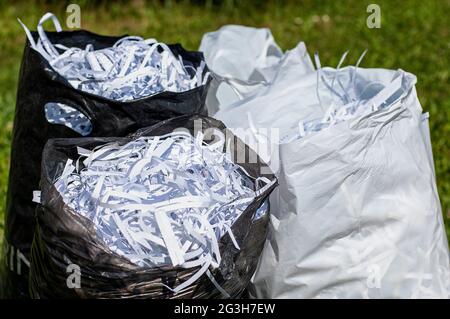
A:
215;53;450;298
199;25;313;115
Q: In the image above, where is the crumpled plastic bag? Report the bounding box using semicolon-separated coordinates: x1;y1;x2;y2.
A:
213;42;450;298
199;25;313;114
29;115;278;299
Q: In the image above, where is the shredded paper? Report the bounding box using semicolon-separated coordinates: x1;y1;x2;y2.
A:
54;131;272;293
19;13;209;102
278;51;408;143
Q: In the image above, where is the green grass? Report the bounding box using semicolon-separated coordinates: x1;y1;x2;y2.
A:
0;0;449;245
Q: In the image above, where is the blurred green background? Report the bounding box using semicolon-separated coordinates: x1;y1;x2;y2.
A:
0;0;448;245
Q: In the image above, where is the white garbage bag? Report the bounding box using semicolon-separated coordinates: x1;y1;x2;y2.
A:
215;53;450;298
199;25;313;115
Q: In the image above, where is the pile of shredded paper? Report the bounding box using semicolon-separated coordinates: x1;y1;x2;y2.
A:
54;131;271;293
19;13;209;101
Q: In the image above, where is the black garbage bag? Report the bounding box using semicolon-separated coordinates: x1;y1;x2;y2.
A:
1;30;210;298
29;115;277;298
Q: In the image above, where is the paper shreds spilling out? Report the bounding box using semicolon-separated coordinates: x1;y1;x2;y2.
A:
19;13;209;101
54;131;271;293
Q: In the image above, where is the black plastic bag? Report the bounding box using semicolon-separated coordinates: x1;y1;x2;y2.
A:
1;30;210;298
29;115;276;299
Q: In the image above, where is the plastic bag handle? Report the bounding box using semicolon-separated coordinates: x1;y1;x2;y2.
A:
44;101;93;136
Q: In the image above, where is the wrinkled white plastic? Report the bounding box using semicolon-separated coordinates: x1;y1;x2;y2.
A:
199;25;314;115
210;32;450;298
